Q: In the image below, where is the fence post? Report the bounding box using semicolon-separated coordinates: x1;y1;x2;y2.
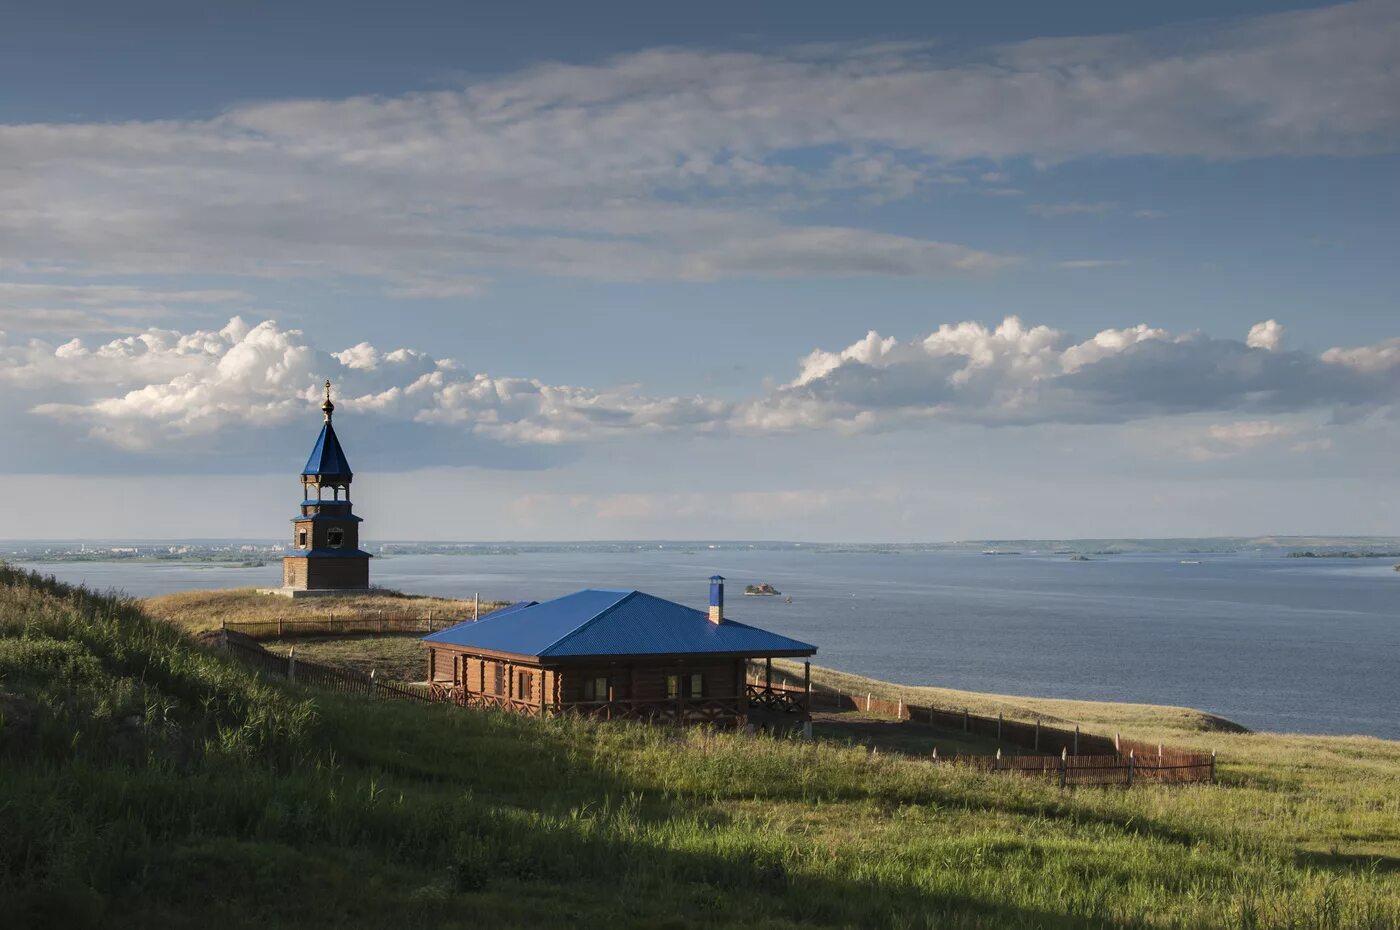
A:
964;707;969;733
1127;750;1135;788
866;692;872;713
1074;724;1079;756
1158;743;1163;768
997;711;1002;743
277;618;283;638
1210;749;1216;784
1034;718;1040;752
995;747;1002;769
474;592;480;622
898;697;903;719
1115;731;1120;753
428;609;433;632
369;669;376;699
287;646;296;683
1060;747;1067;789
931;746;938;761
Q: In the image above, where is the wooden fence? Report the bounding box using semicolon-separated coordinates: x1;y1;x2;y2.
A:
943;748;1215;787
223;616;459;640
796;677;1215;785
223;637;434;703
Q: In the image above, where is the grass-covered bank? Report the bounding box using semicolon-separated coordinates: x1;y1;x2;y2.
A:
3;566;1398;928
143;587;499;634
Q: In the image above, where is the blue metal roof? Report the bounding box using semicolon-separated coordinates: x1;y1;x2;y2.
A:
476;601;540;621
302;422;353;478
422;589;816;659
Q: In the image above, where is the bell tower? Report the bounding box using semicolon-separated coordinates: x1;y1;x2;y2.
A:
278;381;371;594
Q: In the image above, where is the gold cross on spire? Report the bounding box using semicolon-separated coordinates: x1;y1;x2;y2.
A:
321;379;335;422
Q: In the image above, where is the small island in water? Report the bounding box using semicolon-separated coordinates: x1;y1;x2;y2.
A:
743;582;782;596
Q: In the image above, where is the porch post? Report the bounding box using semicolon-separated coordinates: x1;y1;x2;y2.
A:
737;657;748;717
676;660;684;722
765;657;772;691
803;660;811;716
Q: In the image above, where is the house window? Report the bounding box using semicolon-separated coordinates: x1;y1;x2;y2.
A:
690;673;704;698
666;674;680;700
583;676;610;701
517;671;532;702
493;663;504;695
297;529;308;548
327;527;344;548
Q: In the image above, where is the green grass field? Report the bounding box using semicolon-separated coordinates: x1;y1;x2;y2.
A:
4;564;1398;928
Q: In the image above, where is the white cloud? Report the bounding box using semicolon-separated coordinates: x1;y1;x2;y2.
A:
9;314;1400;463
0;1;1396;299
1059;324;1170;373
750;317;1400;431
1320;338;1400;373
17;317;732;450
1246;319;1285;351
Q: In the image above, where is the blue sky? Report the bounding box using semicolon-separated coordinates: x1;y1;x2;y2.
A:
1;0;1398;540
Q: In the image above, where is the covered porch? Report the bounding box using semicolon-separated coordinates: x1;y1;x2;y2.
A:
426;652;812;726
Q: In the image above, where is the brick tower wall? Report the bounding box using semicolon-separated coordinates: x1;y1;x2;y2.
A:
281;556;370;590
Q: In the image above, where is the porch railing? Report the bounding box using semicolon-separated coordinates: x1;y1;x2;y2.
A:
744;681;810;714
561;695;744;723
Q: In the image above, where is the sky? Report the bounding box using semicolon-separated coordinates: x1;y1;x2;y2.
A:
1;0;1398;542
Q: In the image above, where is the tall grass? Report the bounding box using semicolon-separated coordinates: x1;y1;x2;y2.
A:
2;564;1396;929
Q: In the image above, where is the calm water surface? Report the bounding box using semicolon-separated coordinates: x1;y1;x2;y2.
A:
21;549;1400;739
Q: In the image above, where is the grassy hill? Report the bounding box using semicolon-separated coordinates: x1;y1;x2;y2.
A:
143;587;499;634
3;565;1398;929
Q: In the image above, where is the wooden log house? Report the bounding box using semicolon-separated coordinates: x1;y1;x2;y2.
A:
421;576;816;725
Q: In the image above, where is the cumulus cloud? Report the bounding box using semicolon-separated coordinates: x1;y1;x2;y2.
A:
7;315;1400;465
1246;320;1286;351
15;317;730;450
1320;338;1400;373
751;318;1400;431
0;1;1397;298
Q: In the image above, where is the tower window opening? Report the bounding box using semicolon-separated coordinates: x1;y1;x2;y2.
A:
327;527;345;549
297;529;308;548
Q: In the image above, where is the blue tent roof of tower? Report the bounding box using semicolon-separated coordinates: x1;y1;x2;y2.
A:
302;421;353;478
423;589;816;659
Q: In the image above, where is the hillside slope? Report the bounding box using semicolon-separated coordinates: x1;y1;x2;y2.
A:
2;565;1397;929
143;587;499;633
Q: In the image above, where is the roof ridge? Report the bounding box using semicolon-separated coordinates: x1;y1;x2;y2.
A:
540;589;639;656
